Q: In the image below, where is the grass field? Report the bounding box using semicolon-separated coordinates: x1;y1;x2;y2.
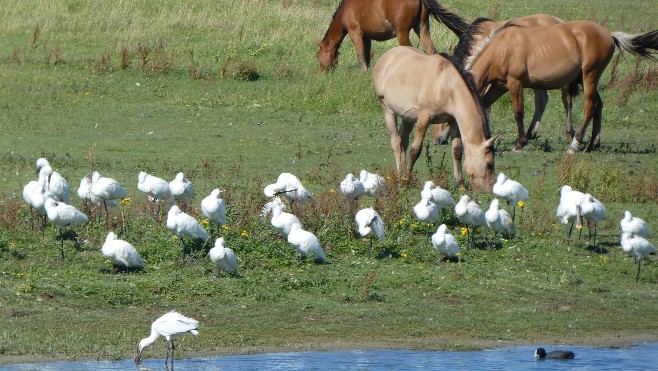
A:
0;0;657;364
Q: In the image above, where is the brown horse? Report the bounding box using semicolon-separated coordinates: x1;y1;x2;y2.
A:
455;19;658;152
374;46;500;191
432;14;565;146
316;0;469;71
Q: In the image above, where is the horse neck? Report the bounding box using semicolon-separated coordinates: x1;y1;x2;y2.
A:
448;83;489;147
322;6;348;48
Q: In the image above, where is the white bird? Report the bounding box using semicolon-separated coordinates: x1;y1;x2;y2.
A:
431;224;460;260
556;185;586;245
200;189;227;237
208;237;239;276
421;181;455;209
166;205;209;259
355;207;385;257
101;231;144;272
134;311;199;365
485;199;516;239
264;172;312;214
454;195;487;246
44;198;88;259
138;171;173;216
36;158;71;204
90;171;128;218
413;194;439;225
260;196;301;238
287;223;327;263
359;169;386;197
492;172;528;221
620;233;656;282
340;173;366;200
169;172;195;210
579;193;607;248
23;167;56;230
620;211;649;238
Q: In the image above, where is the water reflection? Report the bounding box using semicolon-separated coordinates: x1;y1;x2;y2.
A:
4;343;657;371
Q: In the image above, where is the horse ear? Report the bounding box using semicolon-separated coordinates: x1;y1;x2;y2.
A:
315;40;323;47
485;134;503;148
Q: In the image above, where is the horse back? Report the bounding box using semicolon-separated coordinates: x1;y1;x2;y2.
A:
339;0;422;39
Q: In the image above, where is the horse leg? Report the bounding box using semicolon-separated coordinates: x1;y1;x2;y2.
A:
586;91;603;152
382;107;406;174
416;10;436;54
572;77;601;154
508;81;527;152
399;120;414;176
450;125;465;188
527;89;548;140
346;29;368;71
362;37;373;70
407;115;431;174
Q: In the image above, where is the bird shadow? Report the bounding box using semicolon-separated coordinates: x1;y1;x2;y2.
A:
472;238;504;251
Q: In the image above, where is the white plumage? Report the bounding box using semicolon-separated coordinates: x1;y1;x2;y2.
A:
339;173;366;200
431;224;460;259
287;223;327;263
579;193;606;247
36;158;71;204
556;185;586;245
208;237;239;276
90;171;128;216
138;171;173;209
493;172;528;221
455;195;487;246
200;189;227;236
135;311;199;365
359;169;386;197
264;173;312;213
421;181;455;208
261;196;301;238
355;207;385;242
23;166;57;228
169;172;195;206
101;231;144;271
485;199;516;239
166;205;209;259
44;198;88;259
413;194;439;225
620;211;649;238
620;232;656;282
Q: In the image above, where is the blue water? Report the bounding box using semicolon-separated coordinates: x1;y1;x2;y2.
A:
3;343;656;370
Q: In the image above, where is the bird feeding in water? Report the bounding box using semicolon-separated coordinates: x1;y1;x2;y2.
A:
534;347;575;360
135;311;199;366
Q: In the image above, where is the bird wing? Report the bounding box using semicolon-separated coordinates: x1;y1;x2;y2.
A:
154;312;199;337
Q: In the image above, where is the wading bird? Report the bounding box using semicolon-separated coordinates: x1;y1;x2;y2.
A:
620;233;656;283
169;172;195;210
556;185;585;246
23;166;56;230
355;207;385;258
287;223;327;263
579;193;606;249
620;211;649;238
200;189;227;238
421;181;455;210
36;158;71;204
166;205;209;259
431;224;460;261
264;172;312;214
138;171;172;216
492;173;528;221
135;311;199;366
340;173;366;235
90;171;128;223
101;231;144;272
485;199;516;239
261;196;301;238
44;198;88;259
454;195;487;247
359;169;386;197
208;237;239;276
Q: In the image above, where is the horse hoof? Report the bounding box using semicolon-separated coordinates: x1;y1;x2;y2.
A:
567;147;577;155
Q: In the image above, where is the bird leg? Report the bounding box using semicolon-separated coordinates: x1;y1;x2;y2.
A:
164;340;171;364
636;258;642;283
103;200;110;227
170;340;176;365
59;228;65;259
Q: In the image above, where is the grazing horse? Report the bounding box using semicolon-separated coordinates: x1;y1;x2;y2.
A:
454;19;658;152
374;46;500;191
316;0;469;71
432;14;565;146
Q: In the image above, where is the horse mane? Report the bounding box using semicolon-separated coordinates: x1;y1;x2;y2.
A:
420;0;470;36
454;18;520;70
322;0;346;40
439;52;491;137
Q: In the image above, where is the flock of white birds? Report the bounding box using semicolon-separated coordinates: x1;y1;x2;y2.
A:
20;157;655;281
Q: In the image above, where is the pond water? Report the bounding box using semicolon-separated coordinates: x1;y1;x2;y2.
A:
4;343;656;371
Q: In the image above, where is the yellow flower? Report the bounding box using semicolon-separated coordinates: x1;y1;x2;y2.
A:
330;189;335;193
517;201;525;208
222;225;231;231
200;219;209;226
120;197;131;206
398;218;406;225
401;251;408;258
460;227;468;236
241;230;249;238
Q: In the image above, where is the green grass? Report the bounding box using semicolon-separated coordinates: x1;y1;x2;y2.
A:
0;0;657;364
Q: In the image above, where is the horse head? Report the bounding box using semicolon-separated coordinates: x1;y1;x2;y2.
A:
462;135;501;192
316;40;338;71
432;123;451;145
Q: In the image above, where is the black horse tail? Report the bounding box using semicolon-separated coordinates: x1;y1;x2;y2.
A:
420;0;470;36
611;30;658;60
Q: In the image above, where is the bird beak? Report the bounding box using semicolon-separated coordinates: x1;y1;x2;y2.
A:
134;347;143;364
575;207;583;230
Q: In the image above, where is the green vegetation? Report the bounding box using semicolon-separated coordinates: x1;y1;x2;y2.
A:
0;0;656;364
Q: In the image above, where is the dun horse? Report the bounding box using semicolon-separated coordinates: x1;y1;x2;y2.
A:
374;46;500;191
432;14;565;145
316;0;469;71
454;19;658;152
